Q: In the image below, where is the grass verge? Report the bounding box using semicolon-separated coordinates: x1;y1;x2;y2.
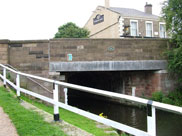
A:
20;91;118;136
0;86;66;136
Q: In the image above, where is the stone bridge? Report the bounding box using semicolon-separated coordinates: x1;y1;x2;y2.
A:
0;38;175;102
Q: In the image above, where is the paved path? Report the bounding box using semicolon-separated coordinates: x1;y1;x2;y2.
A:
0;81;3;86
0;81;18;136
0;107;18;136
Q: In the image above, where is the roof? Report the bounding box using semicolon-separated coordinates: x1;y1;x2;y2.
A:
109;7;159;20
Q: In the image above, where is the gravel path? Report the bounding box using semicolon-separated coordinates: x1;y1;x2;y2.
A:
0;107;18;136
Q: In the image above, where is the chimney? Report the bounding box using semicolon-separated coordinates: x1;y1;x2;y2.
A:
145;2;152;14
105;0;110;8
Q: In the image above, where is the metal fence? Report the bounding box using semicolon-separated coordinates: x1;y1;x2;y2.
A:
0;63;182;136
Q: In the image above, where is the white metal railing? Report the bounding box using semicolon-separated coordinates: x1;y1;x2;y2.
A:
0;63;182;136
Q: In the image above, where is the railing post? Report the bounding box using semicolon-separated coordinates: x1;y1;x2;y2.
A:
3;68;6;87
147;102;156;136
64;88;68;105
53;83;60;121
16;73;20;98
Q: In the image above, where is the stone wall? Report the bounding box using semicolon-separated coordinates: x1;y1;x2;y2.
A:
0;40;9;64
50;38;168;62
0;40;53;101
8;40;49;77
0;38;169;67
0;38;172;100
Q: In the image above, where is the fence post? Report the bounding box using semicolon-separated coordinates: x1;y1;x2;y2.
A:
147;101;156;136
53;83;60;121
64;88;68;105
3;68;6;87
16;73;20;98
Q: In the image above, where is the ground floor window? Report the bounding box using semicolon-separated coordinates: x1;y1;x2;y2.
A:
159;23;166;38
146;21;153;37
130;20;138;36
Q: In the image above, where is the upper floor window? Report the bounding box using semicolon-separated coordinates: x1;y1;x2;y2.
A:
146;21;153;37
130;20;138;36
159;23;166;38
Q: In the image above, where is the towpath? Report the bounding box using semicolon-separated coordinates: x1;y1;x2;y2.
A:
0;107;19;136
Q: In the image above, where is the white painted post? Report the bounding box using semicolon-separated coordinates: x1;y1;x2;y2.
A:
16;73;20;97
147;104;156;136
64;88;68;105
3;68;6;87
53;83;60;121
132;87;136;96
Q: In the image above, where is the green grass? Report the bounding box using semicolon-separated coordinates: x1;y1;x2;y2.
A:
20;93;118;136
0;86;66;136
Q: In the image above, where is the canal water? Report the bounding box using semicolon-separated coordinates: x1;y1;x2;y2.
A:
69;95;182;136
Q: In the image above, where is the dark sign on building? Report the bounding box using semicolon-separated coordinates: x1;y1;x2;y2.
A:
93;14;104;25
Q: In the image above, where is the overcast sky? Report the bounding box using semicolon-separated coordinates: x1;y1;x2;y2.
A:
0;0;165;40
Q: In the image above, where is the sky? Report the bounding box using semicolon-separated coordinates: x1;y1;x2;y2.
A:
0;0;165;40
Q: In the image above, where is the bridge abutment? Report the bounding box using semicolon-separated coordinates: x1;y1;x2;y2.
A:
0;38;177;103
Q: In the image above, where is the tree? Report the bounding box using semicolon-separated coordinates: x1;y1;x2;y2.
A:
162;0;182;82
54;22;90;38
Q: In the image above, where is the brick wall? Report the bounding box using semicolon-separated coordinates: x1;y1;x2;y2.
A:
124;71;161;97
124;71;177;97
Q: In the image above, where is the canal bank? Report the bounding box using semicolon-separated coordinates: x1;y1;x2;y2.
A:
0;83;120;136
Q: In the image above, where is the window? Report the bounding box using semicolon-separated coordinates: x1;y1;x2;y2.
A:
159;23;166;38
146;21;153;37
130;20;138;36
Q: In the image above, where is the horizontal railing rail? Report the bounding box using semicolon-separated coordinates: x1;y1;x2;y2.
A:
0;63;182;136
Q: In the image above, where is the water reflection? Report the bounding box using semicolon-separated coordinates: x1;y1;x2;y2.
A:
69;96;182;136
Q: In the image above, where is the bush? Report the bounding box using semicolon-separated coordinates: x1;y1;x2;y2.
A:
162;97;174;105
151;91;164;102
167;89;182;106
151;90;182;107
168;89;182;100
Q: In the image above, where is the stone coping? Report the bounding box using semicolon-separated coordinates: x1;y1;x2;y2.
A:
50;60;167;72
